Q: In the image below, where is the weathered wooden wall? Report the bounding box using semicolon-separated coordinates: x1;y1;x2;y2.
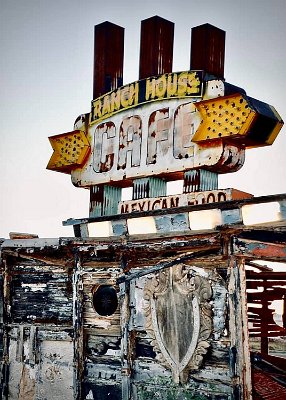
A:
0;243;74;399
0;231;249;399
1;213;285;399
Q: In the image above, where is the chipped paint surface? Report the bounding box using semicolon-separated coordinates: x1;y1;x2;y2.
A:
0;216;285;398
7;327;74;399
71;96;246;187
91;71;203;124
234;238;286;261
2;218;283;398
119;188;252;213
47;130;91;173
192;93;283;147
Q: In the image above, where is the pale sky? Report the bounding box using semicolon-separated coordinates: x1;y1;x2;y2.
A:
1;0;286;238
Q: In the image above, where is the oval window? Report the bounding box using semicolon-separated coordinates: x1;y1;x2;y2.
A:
92;285;118;316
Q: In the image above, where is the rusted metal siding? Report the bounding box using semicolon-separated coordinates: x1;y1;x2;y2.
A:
89;185;122;217
190;23;225;79
93;22;124;99
139;16;174;80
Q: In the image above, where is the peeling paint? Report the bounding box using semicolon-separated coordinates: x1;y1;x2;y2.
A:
1;210;286;398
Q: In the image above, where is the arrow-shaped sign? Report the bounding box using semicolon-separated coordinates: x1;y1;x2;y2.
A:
192;93;283;148
47;130;90;173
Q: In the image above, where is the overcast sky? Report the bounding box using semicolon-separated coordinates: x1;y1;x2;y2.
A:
1;0;286;238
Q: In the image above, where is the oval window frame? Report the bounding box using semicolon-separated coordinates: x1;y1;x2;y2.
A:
92;284;118;316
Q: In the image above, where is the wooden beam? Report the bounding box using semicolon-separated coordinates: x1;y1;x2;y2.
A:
246;271;286;280
247;289;286;301
247;281;286;289
234;238;286;261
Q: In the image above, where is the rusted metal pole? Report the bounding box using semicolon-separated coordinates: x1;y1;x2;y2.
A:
190;23;225;79
93;21;124;99
139;16;174;79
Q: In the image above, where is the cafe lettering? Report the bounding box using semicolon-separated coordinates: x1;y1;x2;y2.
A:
93;101;200;174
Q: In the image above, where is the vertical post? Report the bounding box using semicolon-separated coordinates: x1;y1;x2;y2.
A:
73;250;84;400
120;279;131;399
139;16;174;79
283;295;286;329
2;257;11;398
228;257;252;400
93;21;124;99
260;280;269;355
190;23;225;79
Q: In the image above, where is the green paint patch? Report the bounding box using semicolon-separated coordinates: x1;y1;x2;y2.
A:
135;377;229;400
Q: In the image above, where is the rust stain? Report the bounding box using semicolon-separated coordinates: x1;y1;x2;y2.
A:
19;365;36;400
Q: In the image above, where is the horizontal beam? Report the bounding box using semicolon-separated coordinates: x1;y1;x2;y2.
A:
63;192;286;225
248;306;273;315
249;332;286;338
117;248;220;284
234;238;286;261
248;319;277;324
247;281;286;289
247;290;286;302
246;271;286;280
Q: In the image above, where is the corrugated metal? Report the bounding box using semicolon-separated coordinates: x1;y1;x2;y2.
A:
183;169;218;193
90;185;121;217
132;177;166;200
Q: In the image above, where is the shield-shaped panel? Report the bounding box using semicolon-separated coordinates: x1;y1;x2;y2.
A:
144;264;212;383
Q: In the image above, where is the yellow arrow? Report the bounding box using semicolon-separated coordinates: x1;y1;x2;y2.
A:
47;130;90;173
192;93;283;148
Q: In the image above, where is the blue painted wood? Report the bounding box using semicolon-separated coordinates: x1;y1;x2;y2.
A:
221;208;242;225
155;213;189;232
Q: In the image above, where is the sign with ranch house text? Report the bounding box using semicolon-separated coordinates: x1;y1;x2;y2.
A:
47;19;283;221
91;71;203;124
70;71;253;187
48;69;283;188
